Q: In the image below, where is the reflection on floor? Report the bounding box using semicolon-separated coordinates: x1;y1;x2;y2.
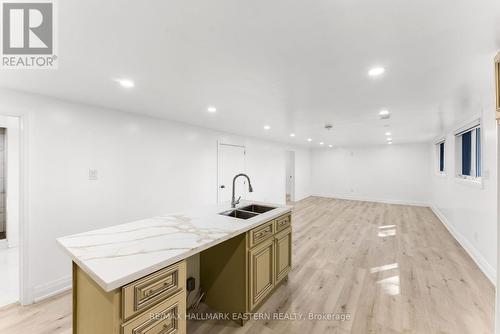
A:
0;197;495;333
0;247;18;307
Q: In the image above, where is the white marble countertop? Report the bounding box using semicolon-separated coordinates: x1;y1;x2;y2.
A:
57;200;292;292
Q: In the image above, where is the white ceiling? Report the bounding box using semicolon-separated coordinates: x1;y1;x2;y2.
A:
1;0;499;147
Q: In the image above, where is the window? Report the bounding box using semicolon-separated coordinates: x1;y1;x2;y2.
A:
455;124;481;180
436;141;445;174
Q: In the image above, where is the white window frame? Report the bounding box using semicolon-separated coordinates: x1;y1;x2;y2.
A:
454;119;482;183
435;139;446;176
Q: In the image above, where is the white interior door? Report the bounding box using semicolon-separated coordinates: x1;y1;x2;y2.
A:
218;144;246;203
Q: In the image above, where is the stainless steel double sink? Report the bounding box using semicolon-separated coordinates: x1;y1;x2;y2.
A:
219;204;276;220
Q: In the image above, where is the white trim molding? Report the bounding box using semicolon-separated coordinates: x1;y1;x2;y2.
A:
430;205;496;285
32;275;72;303
453;116;481;136
434;136;446;145
312;193;430;207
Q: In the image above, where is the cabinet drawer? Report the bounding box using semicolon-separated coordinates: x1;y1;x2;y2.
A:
248;221;274;248
122;261;186;320
122;290;186;334
274;214;291;232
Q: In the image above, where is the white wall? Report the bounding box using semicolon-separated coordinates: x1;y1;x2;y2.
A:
311;143;431;205
0;88;311;304
430;109;497;284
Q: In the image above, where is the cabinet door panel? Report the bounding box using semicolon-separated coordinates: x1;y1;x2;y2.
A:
275;227;292;284
248;238;274;310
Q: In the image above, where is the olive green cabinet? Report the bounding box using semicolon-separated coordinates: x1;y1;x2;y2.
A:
73;260;186;334
275;227;292;284
248;237;275;310
247;214;292;311
200;212;292;321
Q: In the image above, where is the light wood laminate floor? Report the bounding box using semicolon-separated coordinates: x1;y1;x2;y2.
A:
0;197;494;333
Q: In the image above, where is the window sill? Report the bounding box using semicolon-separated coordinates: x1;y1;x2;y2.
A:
454;176;483;188
436;172;446;177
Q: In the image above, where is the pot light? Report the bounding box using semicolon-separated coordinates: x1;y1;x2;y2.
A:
115;78;134;88
329;144;333;148
263;125;271;130
379;110;390;116
386;138;392;141
368;67;385;77
207;106;217;113
307;138;312;142
388;141;393;145
385;132;391;136
319;142;324;145
290;133;296;137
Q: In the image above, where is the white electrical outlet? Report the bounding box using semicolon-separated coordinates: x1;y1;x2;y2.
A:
89;169;98;181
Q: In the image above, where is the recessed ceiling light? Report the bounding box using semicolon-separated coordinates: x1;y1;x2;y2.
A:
307;138;312;142
319;142;324;145
379;110;390;116
368;67;385;77
386;138;392;141
263;125;271;130
290;133;296;137
207;106;217;113
328;144;333;148
115;78;134;88
388;141;393;145
385;132;391;136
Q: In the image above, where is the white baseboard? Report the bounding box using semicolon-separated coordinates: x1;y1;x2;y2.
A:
32;275;72;303
430;206;496;285
294;193;312;202
312;193;430;207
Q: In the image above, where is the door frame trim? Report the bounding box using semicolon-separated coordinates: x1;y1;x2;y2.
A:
216;141;246;204
0;110;30;305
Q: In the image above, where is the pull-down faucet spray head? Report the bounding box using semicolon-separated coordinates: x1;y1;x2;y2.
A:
231;173;254;207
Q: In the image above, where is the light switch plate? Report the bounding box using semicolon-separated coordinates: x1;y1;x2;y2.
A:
89;169;98;180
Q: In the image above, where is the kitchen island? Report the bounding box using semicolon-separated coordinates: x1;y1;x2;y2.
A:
58;200;292;334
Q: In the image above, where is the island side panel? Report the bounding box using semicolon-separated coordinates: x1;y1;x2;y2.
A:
73;262;122;334
200;233;248;315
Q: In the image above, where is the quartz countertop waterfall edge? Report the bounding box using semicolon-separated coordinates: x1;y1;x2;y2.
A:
57;200;292;292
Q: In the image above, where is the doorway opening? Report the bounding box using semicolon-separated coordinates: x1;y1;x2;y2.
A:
0;116;20;307
285;151;295;204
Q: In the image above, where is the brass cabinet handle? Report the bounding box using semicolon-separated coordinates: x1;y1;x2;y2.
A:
255;228;271;239
144;281;171;297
